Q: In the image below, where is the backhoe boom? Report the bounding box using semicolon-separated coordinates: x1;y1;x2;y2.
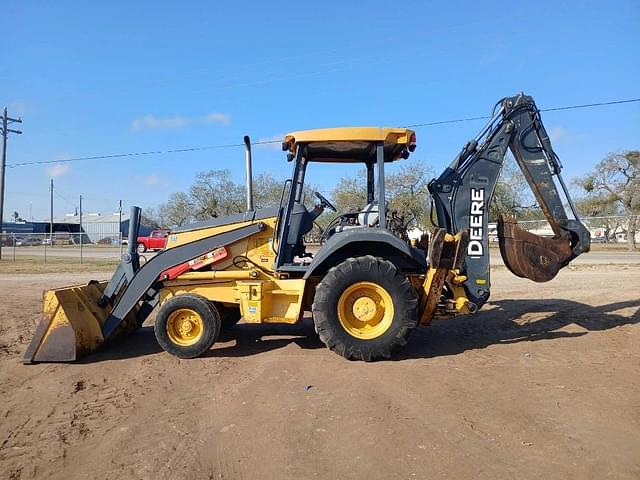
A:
429;93;590;308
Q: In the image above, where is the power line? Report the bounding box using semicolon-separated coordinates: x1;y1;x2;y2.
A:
7;139;280;168
404;98;640;128
6;97;640;169
54;190;78;209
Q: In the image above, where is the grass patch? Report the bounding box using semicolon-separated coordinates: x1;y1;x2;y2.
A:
0;256;119;274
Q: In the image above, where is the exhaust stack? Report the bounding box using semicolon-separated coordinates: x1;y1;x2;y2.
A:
244;135;254;211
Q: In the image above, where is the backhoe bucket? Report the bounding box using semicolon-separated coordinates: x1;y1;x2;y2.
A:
497;214;574;283
23;281;138;363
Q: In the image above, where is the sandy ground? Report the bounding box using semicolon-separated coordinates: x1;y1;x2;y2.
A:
0;267;638;480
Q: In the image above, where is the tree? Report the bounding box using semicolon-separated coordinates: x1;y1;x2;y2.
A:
141;207;161;229
386;160;434;228
577;150;639;251
253;172;286;209
158;192;194;227
574;196;622;242
190;169;245;219
488;155;540;222
331;160;434;229
332;175;367;213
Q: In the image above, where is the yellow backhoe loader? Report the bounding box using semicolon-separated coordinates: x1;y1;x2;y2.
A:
24;94;590;363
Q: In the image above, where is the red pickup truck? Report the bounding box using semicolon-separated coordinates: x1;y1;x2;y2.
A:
136;229;170;253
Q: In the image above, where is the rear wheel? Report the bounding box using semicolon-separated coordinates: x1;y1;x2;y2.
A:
312;256;418;361
155;294;221;358
137;243;147;253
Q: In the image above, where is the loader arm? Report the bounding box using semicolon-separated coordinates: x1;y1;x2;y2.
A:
429;93;590;309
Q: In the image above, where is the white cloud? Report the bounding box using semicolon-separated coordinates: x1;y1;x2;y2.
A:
142;173;167;187
131;112;231;130
45;163;70;178
204;112;231;126
132;114;188;130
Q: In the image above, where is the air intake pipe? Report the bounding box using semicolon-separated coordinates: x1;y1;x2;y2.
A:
243;136;254;212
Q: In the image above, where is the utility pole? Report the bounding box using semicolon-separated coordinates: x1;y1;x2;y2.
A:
50;179;54;243
79;194;83;264
119;199;123;256
0;107;23;260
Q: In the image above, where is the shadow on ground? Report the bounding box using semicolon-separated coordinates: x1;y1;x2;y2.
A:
400;298;640;360
83;298;639;362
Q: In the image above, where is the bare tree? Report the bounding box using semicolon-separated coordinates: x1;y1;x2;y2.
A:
386;160;434;228
331;160;434;229
488;155;540;222
332;175;367;213
253;172;286;209
574;196;622;242
577;150;639;251
158;192;194;227
190;169;244;219
141;207;161;229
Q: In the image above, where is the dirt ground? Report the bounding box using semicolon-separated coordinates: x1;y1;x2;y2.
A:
0;266;638;480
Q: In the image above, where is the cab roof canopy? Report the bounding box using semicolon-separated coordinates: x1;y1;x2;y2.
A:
283;127;416;163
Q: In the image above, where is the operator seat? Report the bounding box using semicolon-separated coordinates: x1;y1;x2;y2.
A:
333;201;387;235
358;201;382;227
284;202;321;262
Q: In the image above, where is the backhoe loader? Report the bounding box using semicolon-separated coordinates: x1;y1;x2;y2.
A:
24;93;590;363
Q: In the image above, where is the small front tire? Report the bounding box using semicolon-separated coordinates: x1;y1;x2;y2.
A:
154;294;221;359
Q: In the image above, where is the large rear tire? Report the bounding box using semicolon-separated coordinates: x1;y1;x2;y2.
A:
155;294;221;359
312;255;418;361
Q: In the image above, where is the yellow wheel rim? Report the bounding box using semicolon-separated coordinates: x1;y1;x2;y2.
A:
166;308;204;346
337;282;394;340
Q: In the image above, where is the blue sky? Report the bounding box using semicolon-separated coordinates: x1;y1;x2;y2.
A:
2;0;639;221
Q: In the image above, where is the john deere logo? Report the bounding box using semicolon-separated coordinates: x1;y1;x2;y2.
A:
467;188;485;257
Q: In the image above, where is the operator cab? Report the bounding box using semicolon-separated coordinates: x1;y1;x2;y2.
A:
275;127;417;271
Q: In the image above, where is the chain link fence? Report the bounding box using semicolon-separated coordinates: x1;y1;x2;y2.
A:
0;231;126;263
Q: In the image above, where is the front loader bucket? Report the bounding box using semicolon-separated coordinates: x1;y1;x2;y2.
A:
497;214;574;283
23;281;138;363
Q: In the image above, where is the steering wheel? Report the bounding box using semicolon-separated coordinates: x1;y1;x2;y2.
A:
314;191;338;212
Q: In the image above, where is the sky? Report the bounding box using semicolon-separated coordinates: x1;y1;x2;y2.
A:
2;0;639;222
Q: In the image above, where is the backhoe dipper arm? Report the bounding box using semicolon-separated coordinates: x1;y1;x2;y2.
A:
428;94;590;309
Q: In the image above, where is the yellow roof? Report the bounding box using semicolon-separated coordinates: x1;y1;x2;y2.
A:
283;127;416;163
284;127;414;145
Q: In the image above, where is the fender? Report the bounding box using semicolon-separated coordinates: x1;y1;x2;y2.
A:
303;228;426;279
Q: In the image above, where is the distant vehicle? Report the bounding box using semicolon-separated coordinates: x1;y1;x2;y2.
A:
0;235;15;247
17;237;42;247
53;232;74;245
136;229;170;252
97;236;118;246
591;237;607;243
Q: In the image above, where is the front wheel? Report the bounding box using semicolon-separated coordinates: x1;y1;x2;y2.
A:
154;294;221;359
137;243;147;253
312;256;418;361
